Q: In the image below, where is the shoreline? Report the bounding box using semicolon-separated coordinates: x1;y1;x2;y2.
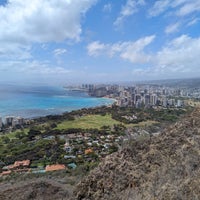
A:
0;86;115;120
102;96;118;104
31;97;115;120
0;101;116;133
0;96;115;122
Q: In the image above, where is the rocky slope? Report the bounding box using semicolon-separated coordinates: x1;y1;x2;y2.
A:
75;107;200;200
0;178;74;200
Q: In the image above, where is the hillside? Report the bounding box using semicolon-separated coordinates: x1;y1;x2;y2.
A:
0;179;71;200
0;107;199;200
75;107;200;200
0;173;78;200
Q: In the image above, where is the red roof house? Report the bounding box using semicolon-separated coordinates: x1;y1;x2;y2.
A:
45;164;66;172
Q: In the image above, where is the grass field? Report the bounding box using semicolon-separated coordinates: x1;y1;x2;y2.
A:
56;114;121;130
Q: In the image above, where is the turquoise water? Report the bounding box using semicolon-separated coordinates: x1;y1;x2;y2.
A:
0;84;114;118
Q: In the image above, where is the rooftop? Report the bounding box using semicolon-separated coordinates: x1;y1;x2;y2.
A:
45;164;66;172
14;160;30;167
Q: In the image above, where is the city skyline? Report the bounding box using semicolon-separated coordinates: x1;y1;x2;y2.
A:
0;0;200;85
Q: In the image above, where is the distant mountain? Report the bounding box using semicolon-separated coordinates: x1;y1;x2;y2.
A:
75;107;200;200
141;77;200;88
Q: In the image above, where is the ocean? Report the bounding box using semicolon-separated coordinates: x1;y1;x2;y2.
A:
0;84;114;119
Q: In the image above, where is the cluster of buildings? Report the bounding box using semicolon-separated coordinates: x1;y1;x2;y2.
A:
0;159;66;176
63;132;122;163
114;88;185;108
0;116;32;131
1;160;31;176
77;84;190;108
0;131;123;177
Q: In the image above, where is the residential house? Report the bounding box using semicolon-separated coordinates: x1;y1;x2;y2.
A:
45;164;66;172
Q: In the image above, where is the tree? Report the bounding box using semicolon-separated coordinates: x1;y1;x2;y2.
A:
1;136;10;144
15;131;26;139
27;129;41;140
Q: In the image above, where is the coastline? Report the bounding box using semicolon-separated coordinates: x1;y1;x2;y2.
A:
0;98;116;133
0;85;115;120
102;96;118;105
30;97;115;120
0;97;115;122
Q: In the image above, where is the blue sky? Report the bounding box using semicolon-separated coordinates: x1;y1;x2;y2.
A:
0;0;200;85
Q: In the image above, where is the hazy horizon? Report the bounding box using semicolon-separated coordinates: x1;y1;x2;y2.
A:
1;75;200;87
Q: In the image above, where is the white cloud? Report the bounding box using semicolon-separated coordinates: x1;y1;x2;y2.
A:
87;35;155;63
177;1;200;16
114;0;145;27
0;42;31;59
165;23;180;34
53;49;67;56
171;0;187;7
149;0;200;17
0;60;71;75
103;3;112;12
132;35;200;79
0;59;74;84
120;35;155;63
187;18;200;26
148;0;171;17
0;0;96;77
87;41;106;56
0;0;96;57
88;34;200;80
156;35;200;70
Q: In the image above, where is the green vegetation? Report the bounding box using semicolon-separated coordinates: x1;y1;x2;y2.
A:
56;114;120;130
0;128;29;140
0;131;65;166
0;105;193;175
147;108;188;122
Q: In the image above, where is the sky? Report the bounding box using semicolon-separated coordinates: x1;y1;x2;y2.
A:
0;0;200;85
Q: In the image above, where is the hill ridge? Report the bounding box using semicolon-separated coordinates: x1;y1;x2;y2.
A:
75;107;200;200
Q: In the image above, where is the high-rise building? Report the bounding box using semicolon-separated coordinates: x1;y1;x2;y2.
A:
16;117;24;125
177;100;183;107
150;94;158;106
168;99;175;106
135;94;141;103
162;97;167;107
5;116;15;126
12;117;25;127
144;94;150;106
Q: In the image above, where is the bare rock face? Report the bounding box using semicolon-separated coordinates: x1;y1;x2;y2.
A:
75;108;200;200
